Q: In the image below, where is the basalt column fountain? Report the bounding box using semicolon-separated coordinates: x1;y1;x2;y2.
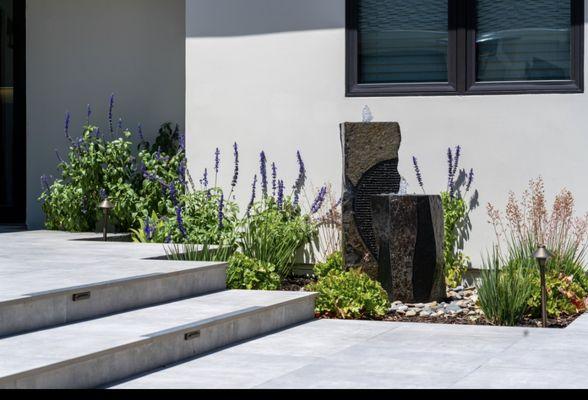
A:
340;122;402;278
340;122;445;303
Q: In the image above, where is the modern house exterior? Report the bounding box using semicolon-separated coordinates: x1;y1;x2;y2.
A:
1;0;587;265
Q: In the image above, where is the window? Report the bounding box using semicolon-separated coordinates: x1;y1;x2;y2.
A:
346;0;584;96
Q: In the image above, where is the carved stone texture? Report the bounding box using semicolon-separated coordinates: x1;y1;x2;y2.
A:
340;122;402;273
371;194;446;303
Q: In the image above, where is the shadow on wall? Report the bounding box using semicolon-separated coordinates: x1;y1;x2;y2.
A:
186;0;345;37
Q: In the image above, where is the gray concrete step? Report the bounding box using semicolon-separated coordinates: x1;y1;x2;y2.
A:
0;231;230;337
0;260;227;337
0;290;317;389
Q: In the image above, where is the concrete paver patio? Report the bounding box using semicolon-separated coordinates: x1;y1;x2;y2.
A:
114;316;588;389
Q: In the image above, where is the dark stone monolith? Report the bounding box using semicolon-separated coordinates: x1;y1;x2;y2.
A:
371;194;446;303
340;122;402;278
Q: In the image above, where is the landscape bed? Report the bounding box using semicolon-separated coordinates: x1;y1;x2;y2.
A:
37;98;588;332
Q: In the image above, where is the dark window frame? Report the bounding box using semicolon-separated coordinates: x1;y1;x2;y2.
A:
346;0;584;97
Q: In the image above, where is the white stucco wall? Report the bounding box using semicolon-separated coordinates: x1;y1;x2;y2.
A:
26;0;186;228
185;0;588;266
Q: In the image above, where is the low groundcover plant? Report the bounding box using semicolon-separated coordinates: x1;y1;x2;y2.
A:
308;252;390;320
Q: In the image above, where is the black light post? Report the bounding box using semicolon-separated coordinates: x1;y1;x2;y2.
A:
533;245;553;328
99;199;115;242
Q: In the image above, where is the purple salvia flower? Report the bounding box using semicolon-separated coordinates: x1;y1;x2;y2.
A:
452;145;461;177
108;93;115;135
176;206;187;238
178;160;187;188
213;147;221;188
64;112;72;143
247;174;258;216
169;183;179;206
260;151;268;197
311;186;328;214
86;104;92;125
231;142;239;189
335;197;342;208
271;163;278;197
155;147;162;162
99;188;107;200
144;218;154;241
164;234;172;244
447;148;455;196
466;168;475;192
277;180;285;210
200;168;209;188
214;148;220;175
218;194;225;230
293;151;306;206
412;156;425;192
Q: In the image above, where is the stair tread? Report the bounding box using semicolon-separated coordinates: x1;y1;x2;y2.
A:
0;290;315;380
0;231;223;304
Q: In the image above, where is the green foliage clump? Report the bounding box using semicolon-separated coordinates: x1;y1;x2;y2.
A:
313;252;344;279
163;242;235;263
40;126;141;232
226;253;281;291
442;192;471;288
478;253;535;326
308;268;390;320
241;199;316;278
528;271;587;319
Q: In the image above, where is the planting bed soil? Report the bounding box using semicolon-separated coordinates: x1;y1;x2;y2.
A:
281;276;316;292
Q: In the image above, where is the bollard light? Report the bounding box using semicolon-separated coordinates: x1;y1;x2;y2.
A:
533;245;553;328
99;198;115;242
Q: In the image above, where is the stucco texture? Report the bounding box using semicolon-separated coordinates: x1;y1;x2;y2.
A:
185;0;588;266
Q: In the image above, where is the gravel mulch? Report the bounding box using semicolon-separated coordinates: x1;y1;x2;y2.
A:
385;286;583;329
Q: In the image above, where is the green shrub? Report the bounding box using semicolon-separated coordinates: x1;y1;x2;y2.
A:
240;199;316;278
478;253;534;326
40;126;141;232
308;268;390;320
528;271;587;318
226;254;281;291
313;252;344;279
442;192;471;288
40;98;186;233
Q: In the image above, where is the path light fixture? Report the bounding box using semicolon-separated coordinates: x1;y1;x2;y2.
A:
99;198;115;242
533;245;553;328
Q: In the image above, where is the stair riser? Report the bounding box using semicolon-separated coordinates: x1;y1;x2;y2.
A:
0;297;316;389
0;266;226;338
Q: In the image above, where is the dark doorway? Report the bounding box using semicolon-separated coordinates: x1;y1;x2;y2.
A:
0;0;25;225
